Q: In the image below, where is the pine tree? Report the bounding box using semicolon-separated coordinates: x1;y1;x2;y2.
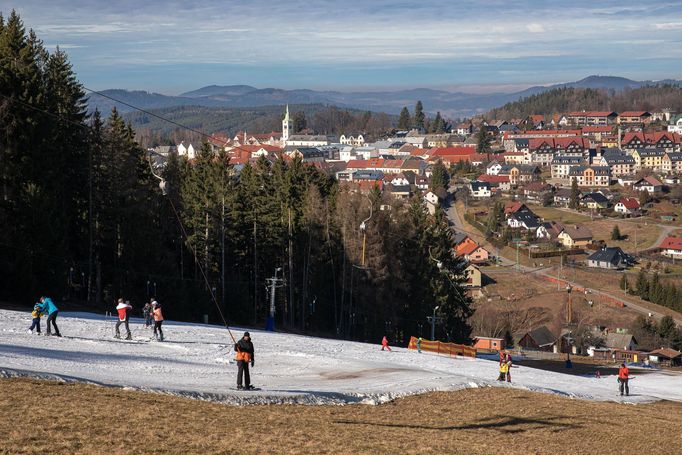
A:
292;110;307;133
429;160;449;192
639;189;650;207
476;126;491;159
611;225;621;241
413;100;425;131
619;274;629;292
568;179;580;210
636;269;649;300
657;315;677;342
431;112;445;133
397;107;411;130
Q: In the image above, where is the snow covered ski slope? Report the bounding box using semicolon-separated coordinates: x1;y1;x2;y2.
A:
1;309;680;405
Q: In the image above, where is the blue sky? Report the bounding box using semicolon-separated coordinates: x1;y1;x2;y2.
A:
8;0;682;94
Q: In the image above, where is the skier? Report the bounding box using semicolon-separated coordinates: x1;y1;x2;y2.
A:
618;363;630;396
114;298;133;340
151;299;164;341
381;336;392;351
143;300;153;328
417;337;422;353
38;296;61;337
235;332;255;390
28;303;43;334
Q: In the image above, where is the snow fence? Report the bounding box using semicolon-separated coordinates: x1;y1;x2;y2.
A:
407;336;476;358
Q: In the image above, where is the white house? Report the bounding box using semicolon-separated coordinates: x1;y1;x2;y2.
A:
614;198;641;216
668;115;682;134
177;142;196;159
469;181;491;198
659;236;682;258
486;161;503;175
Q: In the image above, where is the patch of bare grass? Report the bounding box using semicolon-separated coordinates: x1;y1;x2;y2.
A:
1;378;681;454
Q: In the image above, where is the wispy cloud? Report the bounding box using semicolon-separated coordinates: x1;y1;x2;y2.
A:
7;0;682;91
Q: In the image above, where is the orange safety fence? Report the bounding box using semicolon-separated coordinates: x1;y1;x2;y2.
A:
407;336;476;358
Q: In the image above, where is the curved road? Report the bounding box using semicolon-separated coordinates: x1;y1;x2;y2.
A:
446;190;682;325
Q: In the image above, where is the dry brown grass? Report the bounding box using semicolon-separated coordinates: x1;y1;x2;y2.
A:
1;378;681;455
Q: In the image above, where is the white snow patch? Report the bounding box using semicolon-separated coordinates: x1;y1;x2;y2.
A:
1;309;681;406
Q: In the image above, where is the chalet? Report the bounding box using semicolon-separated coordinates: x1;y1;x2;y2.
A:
516;326;557;351
455;238;490;264
598;149;635;176
632;176;663;193
662;152;682;174
507;212;541;231
568;165;610;187
586;247;635;269
470;181;492;198
557;225;593;248
551;155;583;180
614;197;641;216
658;236;682;259
618;111;652;125
580;192;610;210
603;333;638;351
648;348;682;367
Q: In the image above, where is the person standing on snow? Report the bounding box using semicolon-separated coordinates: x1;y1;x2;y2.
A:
143;300;153;329
235;332;255;390
151;299;164;341
38;296;61;337
417;337;422;353
618;363;630;396
381;336;392;351
115;298;133;340
28;303;43;334
505;354;513;383
498;360;509;381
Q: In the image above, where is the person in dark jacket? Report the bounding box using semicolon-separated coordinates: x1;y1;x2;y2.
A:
235;332;255;390
38;296;61;337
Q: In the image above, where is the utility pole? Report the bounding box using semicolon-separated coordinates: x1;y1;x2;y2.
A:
566;283;573;324
253;218;258;325
558;254;563;290
427;305;442;341
266;267;284;331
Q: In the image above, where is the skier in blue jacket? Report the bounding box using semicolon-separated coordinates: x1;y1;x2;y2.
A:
38;296;61;337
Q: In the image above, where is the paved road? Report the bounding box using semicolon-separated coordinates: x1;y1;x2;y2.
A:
445;191;682;325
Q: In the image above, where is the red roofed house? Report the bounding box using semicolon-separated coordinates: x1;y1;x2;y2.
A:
622;131;680;151
633;176;663;193
659;236;682;259
477;174;511;191
455;238;490;264
614;197;641;216
618;111;652;126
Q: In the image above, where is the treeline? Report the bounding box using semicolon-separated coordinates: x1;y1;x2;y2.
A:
621;271;682;313
488;85;682;121
0;11;473;343
125;104;394;148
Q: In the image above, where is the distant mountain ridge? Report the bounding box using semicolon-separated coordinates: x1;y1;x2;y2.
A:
88;76;682;118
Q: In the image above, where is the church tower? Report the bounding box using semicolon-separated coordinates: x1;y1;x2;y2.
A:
282;104;292;144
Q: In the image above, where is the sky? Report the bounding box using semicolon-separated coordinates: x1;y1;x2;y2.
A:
7;0;682;94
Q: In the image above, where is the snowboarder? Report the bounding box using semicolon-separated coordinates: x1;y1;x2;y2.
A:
151;299;164;341
235;332;255;390
143;300;153;328
381;336;392;351
38;296;60;337
115;299;133;340
505;354;513;383
417;337;422;353
618;363;630;396
28;303;43;334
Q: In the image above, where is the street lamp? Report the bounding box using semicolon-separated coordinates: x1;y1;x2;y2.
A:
430;305;440;340
360;198;373;267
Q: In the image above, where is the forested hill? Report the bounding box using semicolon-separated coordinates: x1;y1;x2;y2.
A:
124;104;395;148
487;85;682;120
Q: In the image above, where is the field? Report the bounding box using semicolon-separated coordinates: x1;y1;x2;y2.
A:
530;206;591;224
2;378;681;455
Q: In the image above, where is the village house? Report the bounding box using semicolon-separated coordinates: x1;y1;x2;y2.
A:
477;174;511;192
631;148;666;171
658;236;682;259
568;165;610;187
618;111;652;126
580;192;610;210
557;225;593;248
551;155;583;180
386;184;411;200
603;332;638;351
553;188;573;207
668;115;682;134
662;152;682;174
564;111;618;126
507;211;541;231
455;238;490;264
469;181;491;198
632;176;663;193
622;131;680;152
516;326;557;351
536;220;564;241
598;149;635;176
648;348;682;367
339;133;366;146
614;197;641;216
522;182;553;202
586;247;635;269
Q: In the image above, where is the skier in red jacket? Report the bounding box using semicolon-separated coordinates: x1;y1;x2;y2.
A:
381;336;392;351
115;298;133;340
618;363;630;396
